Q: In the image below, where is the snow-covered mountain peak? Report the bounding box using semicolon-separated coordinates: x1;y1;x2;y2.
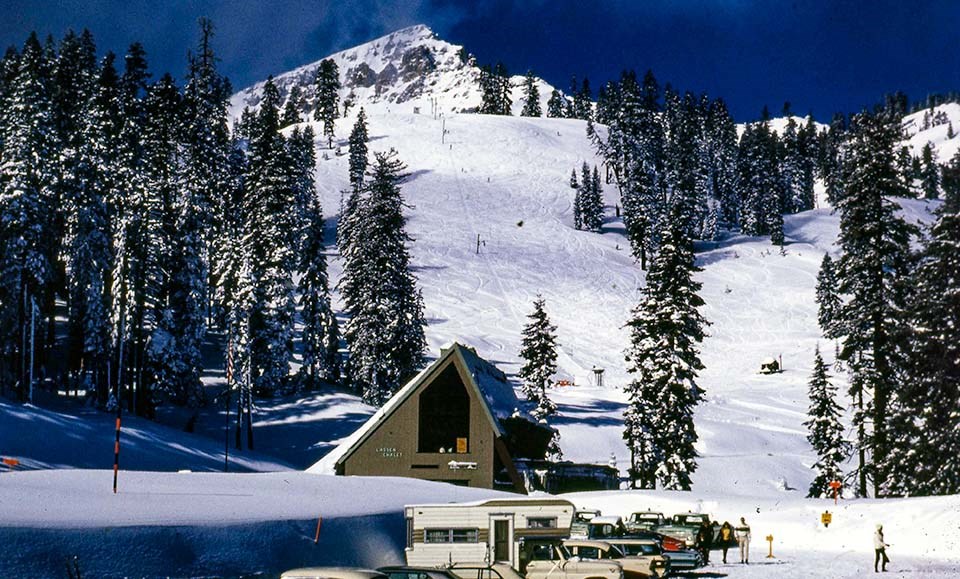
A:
230;24;559;121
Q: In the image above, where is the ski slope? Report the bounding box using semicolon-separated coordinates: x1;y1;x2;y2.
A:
305;109;940;498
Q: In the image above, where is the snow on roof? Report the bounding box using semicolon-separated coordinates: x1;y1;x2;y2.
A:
307;342;532;475
408;496;574;509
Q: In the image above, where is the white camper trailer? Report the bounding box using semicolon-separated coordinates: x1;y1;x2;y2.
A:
404;498;575;571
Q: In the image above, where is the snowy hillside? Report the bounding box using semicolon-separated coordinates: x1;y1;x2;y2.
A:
901;102;960;162
293;106;942;502
230;24;559;121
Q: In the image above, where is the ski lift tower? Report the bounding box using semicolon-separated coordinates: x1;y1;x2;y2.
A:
592;366;605;388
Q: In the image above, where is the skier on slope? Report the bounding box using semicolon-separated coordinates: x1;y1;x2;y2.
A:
874;524;890;572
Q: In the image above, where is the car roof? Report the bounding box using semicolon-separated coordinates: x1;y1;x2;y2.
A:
563;539;616;549
610;538;658;545
590;516;624;525
630;511;663;516
379;567;456;575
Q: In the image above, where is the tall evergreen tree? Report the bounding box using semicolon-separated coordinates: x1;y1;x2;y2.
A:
518;295;559;419
546;89;565;118
623;215;707;490
835;109;916;497
520;70;541;117
815;253;843;339
314;58;340;147
242;77;298;395
883;167;960;496
804;345;848;498
340;150;426;404
281;84;304;128
920;142;940;200
292;125;340;388
0;32;59;400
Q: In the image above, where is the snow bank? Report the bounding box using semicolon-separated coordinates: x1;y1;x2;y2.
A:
0;470;504;577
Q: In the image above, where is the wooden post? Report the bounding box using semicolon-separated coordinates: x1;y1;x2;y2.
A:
476;234;481;255
765;534;775;558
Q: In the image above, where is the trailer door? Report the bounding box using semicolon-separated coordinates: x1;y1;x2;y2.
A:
490;515;514;566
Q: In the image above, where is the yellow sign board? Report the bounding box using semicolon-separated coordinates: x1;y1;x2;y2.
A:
456;438;468;454
821;511;832;527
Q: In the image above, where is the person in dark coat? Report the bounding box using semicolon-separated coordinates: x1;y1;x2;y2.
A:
718;521;735;564
696;522;713;564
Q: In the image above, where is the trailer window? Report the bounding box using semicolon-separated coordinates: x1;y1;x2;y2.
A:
528;517;558;529
425;528;479;543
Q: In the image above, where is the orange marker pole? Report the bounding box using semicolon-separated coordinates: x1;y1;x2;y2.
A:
314;516;323;544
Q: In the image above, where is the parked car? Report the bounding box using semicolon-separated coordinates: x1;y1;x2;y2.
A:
619;530;686;553
569;509;603;539
585;516;628;540
281;568;388;579
524;540;623;579
446;563;525;579
653;512;714;548
624;511;666;534
379;566;463;579
562;539;668;579
609;538;701;572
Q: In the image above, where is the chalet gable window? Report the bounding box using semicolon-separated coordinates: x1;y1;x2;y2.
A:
418;364;471;453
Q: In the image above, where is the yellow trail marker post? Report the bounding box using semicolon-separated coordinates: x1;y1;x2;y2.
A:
765;534;775;559
821;511;832;528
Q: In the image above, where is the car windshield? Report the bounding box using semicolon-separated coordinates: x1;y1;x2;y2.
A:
618;543;660;556
633;514;659;522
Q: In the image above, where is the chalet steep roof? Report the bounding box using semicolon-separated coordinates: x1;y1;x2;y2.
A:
306;342;535;475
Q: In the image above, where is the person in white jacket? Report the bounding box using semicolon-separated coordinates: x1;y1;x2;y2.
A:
874;524;890;572
734;517;751;564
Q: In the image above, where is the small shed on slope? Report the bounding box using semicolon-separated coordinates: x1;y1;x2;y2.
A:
308;343;554;493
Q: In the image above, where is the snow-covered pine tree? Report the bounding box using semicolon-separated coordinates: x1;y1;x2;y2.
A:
109;42;151;412
815;253;843;339
546;89;565;118
170;18;232;406
920;142;940;200
706;98;739;228
835;109;917;497
804;345;848;498
575;77;592;120
243;77;298;395
348;107;369;191
623;210;708;491
518;295;559;419
340;150;426;404
294;127;340;388
494;62;512;115
314;58;340;147
281;84;304;128
338;108;369;255
0;32;59;401
821;113;847;206
53;29;98;381
570;168;583;229
883;166;960;496
139;72;183;416
579;165;604;231
520;70;541;117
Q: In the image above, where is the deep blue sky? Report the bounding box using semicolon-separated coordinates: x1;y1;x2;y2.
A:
3;0;958;121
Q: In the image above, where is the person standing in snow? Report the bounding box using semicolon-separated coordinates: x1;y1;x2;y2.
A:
874;524;890;572
695;523;712;565
735;517;751;564
719;521;735;564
